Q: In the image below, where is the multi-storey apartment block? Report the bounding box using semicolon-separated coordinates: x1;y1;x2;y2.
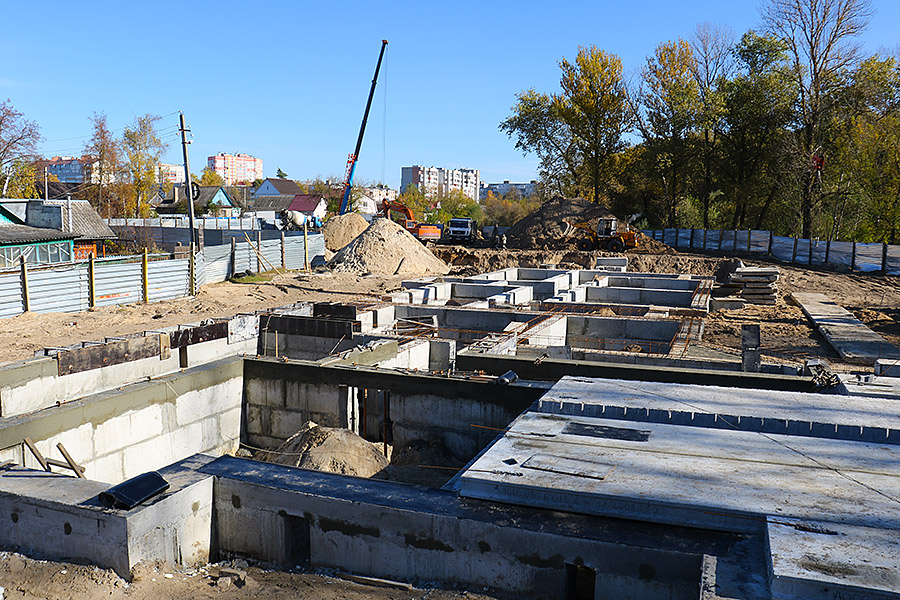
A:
400;166;480;201
208;153;264;185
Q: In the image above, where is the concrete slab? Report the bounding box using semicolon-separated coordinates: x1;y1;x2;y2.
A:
767;517;900;599
793;292;900;365
458;410;900;534
537;377;900;443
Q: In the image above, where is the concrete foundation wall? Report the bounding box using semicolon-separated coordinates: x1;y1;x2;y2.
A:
585;286;695;307
0;357;243;484
208;458;703;600
566;315;679;345
0;336;254;419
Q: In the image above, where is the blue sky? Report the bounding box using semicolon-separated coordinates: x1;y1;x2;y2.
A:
2;1;897;189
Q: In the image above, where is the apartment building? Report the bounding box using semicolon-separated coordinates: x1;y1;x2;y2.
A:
208;153;264;185
479;180;539;199
400;166;480;201
158;163;186;184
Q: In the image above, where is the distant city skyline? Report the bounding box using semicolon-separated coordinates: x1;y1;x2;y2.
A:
3;1;898;190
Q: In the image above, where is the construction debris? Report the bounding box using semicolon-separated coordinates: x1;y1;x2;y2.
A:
733;266;780;304
328;218;449;276
321;212;369;252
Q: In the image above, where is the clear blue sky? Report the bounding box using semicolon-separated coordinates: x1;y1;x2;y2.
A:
2;0;897;189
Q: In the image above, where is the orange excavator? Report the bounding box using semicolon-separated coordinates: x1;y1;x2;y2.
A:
381;201;441;242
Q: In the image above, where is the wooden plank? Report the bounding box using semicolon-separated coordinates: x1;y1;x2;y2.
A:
57;334;163;375
23;437;48;471
57;443;85;478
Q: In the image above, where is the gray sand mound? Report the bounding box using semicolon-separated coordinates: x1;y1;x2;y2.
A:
328;218;449;276
321;212;369;252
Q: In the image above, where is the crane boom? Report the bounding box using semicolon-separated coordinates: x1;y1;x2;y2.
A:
339;39;389;215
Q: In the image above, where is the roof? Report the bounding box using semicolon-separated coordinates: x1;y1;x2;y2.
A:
0;223;78;245
41;199;117;240
156;186;235;214
251;194;296;212
287;194;325;213
261;178;303;195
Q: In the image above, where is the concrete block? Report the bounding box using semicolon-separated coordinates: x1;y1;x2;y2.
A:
246;405;263;435
861;426;889;444
83;453;124;484
760;418;788;435
123;433;176;478
270;408;313;440
835;423;863;441
372;305;395;328
736;415;763;431
810;422;838;439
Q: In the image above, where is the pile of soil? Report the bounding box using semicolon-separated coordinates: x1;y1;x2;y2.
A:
260;421;388;478
321;212;369;252
506;196;615;249
328;218;449;276
631;231;676;254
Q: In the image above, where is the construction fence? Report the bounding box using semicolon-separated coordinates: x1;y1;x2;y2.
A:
0;233;325;319
645;229;900;275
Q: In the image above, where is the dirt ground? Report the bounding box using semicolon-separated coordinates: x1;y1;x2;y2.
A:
0;552;499;600
0;249;897;368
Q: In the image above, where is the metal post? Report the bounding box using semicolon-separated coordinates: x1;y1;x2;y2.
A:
141;249;149;303
825;239;831;263
791;237;798;264
851;241;857;271
717;229;723;251
703;228;708;250
44;167;48;201
747;229;752;252
230;237;236;277
88;253;96;308
767;231;774;255
256;230;261;273
19;255;29;312
189;250;196;295
281;231;286;269
179;112;197;249
882;242;888;274
674;227;679;249
732;229;738;252
304;220;310;272
808;238;813;265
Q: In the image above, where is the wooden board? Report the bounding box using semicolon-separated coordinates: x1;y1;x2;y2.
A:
56;334;167;375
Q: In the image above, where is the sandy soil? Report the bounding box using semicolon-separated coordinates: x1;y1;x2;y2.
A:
0;272;407;366
1;250;897;368
0;552;499;600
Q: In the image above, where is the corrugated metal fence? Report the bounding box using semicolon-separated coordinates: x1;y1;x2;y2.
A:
0;234;324;319
645;229;900;275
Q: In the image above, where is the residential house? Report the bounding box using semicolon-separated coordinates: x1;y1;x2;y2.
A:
0;203;78;268
25;198;117;259
155;185;238;218
285;194;327;222
253;178;303;198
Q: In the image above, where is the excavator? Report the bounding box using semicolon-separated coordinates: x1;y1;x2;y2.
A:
562;215;639;252
381;200;441;242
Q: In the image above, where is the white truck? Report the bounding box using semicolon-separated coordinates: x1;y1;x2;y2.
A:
444;218;477;244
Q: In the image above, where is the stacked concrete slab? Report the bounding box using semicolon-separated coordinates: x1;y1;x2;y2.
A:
733;266;779;304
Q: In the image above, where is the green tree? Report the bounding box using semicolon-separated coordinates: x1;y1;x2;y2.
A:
691;23;734;228
763;0;873;238
0;99;41;194
717;32;795;230
637;38;701;226
3;160;39;198
556;46;631;203
83;112;121;218
122;114;167;217
500;90;580;196
198;166;225;187
432;189;484;223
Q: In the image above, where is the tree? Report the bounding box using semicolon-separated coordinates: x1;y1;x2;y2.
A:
763;0;874;238
0;99;41;192
717;32;796;230
638;39;701;226
556;46;631;203
500;89;580;196
198;166;225;187
3;160;39;198
691;23;734;228
276;168;288;179
83;112;121;218
122;114;166;217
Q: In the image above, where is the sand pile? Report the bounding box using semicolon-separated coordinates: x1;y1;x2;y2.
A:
321;212;369;252
631;231;676;254
506;196;615;249
261;421;388;477
328;218;449;276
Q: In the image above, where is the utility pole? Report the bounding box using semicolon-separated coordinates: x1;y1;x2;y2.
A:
179;112;197;248
44;167;48;200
